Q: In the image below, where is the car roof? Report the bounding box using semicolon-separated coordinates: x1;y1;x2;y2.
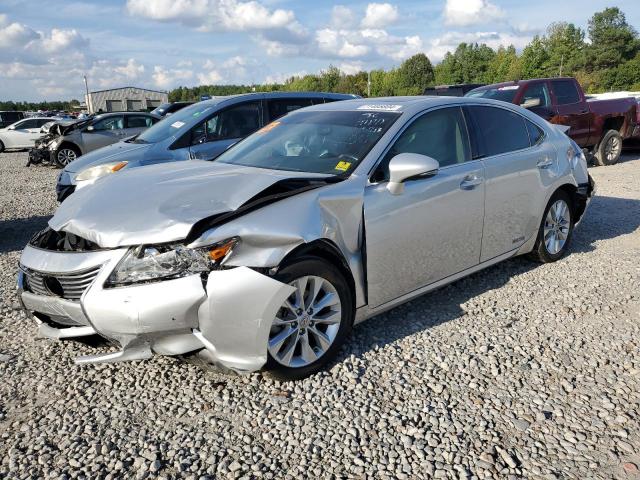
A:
194;91;359;108
474;77;577;91
291;96;522;115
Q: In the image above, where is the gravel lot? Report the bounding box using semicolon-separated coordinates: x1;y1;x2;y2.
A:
1;150;639;480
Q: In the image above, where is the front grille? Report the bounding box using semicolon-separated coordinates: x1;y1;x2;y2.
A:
21;265;102;302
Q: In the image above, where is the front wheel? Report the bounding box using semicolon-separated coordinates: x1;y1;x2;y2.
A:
55;146;80;167
0;140;5;153
265;257;354;380
529;190;574;263
594;129;622;166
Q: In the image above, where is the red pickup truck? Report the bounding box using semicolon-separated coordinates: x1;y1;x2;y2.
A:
466;77;638;165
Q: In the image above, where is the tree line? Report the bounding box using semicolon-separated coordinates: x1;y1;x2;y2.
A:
169;6;639;101
0;99;81;113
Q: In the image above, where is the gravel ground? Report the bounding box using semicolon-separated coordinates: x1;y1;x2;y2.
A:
0;150;639;480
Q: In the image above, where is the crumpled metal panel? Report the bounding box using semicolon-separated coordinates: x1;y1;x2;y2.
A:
48;160;329;248
197;267;295;372
189;175;368;306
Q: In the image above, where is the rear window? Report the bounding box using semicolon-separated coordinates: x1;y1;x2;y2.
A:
466;106;531;157
552;80;580;105
526;120;545;145
465;86;518;103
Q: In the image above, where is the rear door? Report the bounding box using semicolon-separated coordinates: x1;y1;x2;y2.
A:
364;106;485;307
80;115;125;152
550;79;591;146
465;105;555;261
188;101;261;160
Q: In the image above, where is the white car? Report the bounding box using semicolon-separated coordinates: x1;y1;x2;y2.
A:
0;117;57;152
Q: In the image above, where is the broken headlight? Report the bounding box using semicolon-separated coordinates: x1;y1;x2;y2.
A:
75;161;128;182
106;237;239;286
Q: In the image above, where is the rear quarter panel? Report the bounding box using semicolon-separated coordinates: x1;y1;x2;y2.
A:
587;97;637;140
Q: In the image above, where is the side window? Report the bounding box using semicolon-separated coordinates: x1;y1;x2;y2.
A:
373;107;471;182
17;119;38;129
92;116;124;131
466;106;530;157
551;80;580;105
37;119;52;127
521;83;550;108
191;102;260;145
127;116;153;128
526;120;544;146
267;99;313;122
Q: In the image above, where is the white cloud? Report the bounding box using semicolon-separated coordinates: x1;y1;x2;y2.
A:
126;0;296;32
338;61;365;75
114;58;145;79
361;3;399;28
426;30;533;62
152;65;194;89
41;28;89;52
331;5;355;29
443;0;505;27
0;20;40;50
197;69;223;84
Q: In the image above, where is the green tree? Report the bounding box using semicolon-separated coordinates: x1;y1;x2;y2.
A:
544;22;586;75
587;7;640;70
520;36;550;78
395;53;435;94
486;45;521;83
433;43;495;84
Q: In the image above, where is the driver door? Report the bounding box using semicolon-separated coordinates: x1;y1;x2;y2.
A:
81;115;125;151
363;107;485;308
189;101;261;160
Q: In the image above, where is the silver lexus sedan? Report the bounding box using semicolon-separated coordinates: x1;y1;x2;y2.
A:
18;97;594;379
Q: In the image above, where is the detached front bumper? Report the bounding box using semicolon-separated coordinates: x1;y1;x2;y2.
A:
18;245;294;373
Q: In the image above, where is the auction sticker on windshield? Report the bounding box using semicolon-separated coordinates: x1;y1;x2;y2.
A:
171;121;186;129
334;161;351;172
357;104;402;111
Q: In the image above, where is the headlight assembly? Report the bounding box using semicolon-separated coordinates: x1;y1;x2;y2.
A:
75;161;128;182
106;237;239;287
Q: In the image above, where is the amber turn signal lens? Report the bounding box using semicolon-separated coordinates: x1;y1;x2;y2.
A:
208;240;235;261
111;161;128;172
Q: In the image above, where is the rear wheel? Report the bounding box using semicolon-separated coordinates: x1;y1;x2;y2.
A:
266;257;353;380
529;190;574;263
55;145;80;167
594;129;622;166
0;140;5;153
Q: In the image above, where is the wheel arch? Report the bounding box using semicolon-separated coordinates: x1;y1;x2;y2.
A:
556;183;588;224
58;141;81;155
277;239;357;312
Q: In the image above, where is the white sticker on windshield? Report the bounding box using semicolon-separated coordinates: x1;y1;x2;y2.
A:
357;104;402;111
498;86;519;90
170;121;185;128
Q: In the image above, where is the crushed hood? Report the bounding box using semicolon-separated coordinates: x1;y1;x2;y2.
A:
49;160;332;248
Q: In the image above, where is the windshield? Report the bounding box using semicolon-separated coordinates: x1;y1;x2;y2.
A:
135;102;214;144
465;86;518;102
216;110;400;175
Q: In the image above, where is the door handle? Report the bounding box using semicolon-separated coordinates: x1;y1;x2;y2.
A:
460;174;483;190
536;157;553;169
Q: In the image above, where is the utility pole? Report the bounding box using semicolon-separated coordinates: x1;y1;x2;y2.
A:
83;75;91;113
559;54;564;77
367;71;371;97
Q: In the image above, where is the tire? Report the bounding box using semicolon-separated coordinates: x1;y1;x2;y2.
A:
265;256;354;380
55;145;81;168
594;129;622;166
529;190;574;263
0;140;4;153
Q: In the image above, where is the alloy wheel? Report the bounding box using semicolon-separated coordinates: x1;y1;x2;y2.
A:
57;149;77;166
268;275;342;368
605;135;620;162
543;199;571;255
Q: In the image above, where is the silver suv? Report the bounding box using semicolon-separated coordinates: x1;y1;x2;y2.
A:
47;112;159;166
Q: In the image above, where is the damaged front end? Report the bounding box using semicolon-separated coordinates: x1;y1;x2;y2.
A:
18;227;296;373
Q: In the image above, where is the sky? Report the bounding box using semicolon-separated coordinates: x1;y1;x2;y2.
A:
0;0;638;101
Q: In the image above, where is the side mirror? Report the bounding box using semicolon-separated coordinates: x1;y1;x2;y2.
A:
521;98;541;109
387;153;439;195
85;125;95;132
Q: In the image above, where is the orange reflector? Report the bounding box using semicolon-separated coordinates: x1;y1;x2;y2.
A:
208;241;235;261
111;162;128;172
